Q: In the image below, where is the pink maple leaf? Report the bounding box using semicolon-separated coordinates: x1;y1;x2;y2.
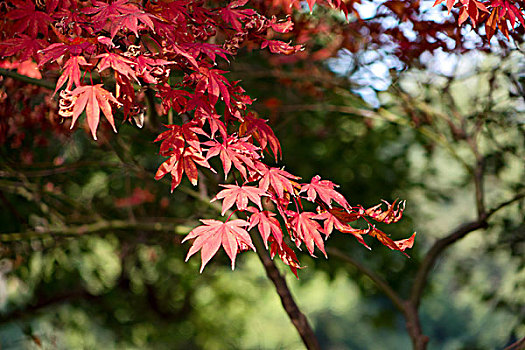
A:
55;56;90;95
212;184;267;215
290;211;327;257
259;167;300;199
183;219;255;272
248;208;283;248
70;84;121;140
300;175;350;210
96;53;139;84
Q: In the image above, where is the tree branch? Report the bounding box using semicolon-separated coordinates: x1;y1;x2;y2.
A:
327;247;405;312
410;192;524;308
252;233;321;350
410;219;487;308
504;337;525;350
0;219;188;242
0;68;55;90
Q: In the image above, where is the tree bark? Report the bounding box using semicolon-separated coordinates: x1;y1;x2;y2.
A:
253;234;321;350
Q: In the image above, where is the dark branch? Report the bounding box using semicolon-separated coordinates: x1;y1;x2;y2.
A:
0;220;187;242
252;234;321;350
0;68;55;90
504;337;525;350
410;219;488;308
410;192;524;308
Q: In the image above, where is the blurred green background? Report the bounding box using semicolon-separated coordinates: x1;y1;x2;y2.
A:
0;41;524;349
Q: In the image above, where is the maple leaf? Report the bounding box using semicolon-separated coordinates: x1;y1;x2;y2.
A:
338;224;372;250
300;175;350;210
156;85;191;114
218;0;256;31
183;43;230;63
290;211;327;257
155;145;214;191
55;56;90;95
133;55;172;84
239;113;282;162
6;0;53;38
109;11;157;38
269;239;302;278
83;0;139;31
155;122;205;156
212;185;267;215
204;136;260;180
269;15;295;33
365;199;405;224
394;232;416;251
39;41;97;67
195;108;227;139
195;67;231;107
0;35;46;63
261;40;303;55
182;219;255;272
314;208;371;248
326;207;363;225
96;53;140;84
259;167;300;199
248;208;283;249
369;227;414;257
70;84;121;140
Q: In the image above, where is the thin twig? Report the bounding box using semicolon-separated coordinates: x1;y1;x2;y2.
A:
327;247;405;312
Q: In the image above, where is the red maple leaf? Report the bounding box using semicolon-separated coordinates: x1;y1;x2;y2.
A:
261;40;303;55
195;67;231;107
239;113;282;162
133;55;172;84
183;43;230;63
70;84;121;140
183;219;255;272
300;175;350;210
204;135;260;180
55;56;90;95
248;208;283;248
394;232;416;251
83;0;138;31
269;16;295;33
369;227;414;257
6;0;53;38
314;209;371;248
290;211;327;257
156;85;191;114
0;35;46;63
212;184;267;215
96;53;139;84
155;146;214;191
338;224;372;250
269;239;302;278
365;199;405;224
39;41;97;67
109;11;156;38
259;167;300;199
155;122;205;157
218;0;256;31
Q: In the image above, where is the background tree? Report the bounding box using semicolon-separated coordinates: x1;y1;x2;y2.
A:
0;0;524;349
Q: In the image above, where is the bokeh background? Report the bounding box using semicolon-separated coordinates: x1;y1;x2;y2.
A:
1;3;524;349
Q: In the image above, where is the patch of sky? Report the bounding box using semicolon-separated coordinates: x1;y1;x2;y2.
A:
326;0;521;107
